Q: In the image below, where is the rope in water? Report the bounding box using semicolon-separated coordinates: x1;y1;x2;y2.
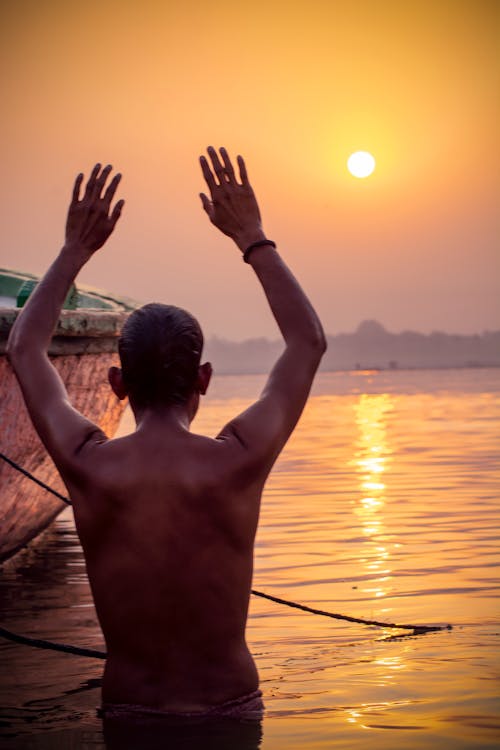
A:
0;451;450;659
250;590;448;634
0;625;106;659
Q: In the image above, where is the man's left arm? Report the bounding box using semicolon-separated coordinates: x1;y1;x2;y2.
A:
7;164;124;475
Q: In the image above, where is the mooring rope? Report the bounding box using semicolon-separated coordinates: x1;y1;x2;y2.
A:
0;452;71;505
0;451;451;658
250;590;448;634
0;625;106;659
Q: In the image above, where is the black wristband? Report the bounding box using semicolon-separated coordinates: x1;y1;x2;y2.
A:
243;240;277;264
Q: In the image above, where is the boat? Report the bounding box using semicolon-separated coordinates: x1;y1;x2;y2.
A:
0;269;137;562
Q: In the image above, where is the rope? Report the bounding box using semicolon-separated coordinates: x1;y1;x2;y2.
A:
250;589;449;634
0;451;451;659
0;625;106;659
0;452;71;505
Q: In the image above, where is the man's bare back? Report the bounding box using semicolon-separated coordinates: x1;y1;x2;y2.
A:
8;149;326;715
75;423;263;710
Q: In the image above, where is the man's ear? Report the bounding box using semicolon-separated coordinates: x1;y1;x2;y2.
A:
108;366;128;400
197;362;212;396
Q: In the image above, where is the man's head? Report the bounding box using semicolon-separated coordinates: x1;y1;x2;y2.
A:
110;303;211;413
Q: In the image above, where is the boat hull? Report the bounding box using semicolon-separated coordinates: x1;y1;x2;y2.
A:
0;352;126;561
0;285;135;562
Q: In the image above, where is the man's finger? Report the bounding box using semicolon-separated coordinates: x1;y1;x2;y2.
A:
207;146;226;185
110;199;125;227
94;164;113;198
220;148;236;184
237;156;249;186
84;164;102;197
199;192;213;216
103;173;122;206
200;155;217;193
72;173;84;203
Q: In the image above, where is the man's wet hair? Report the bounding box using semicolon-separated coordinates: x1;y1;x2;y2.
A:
118;303;203;409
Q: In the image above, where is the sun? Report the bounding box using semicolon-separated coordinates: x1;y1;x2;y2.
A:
347;151;376;178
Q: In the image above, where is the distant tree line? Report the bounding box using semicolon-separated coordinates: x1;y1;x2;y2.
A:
204;320;500;374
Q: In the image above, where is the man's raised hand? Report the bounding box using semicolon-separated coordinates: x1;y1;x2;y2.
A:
65;164;124;258
199;147;266;252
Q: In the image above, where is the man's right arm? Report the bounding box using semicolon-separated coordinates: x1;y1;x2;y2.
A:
200;147;326;468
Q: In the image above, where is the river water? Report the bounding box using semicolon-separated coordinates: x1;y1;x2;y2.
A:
1;368;499;749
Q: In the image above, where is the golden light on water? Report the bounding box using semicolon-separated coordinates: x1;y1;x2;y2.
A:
352;393;394;600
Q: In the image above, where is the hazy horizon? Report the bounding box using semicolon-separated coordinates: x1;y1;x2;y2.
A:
189;319;500;341
202;321;500;373
2;1;499;340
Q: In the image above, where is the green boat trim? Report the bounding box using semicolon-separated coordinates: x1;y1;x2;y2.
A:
0;269;139;355
0;268;138;312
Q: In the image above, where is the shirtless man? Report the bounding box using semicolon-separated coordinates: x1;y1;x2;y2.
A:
7;147;326;720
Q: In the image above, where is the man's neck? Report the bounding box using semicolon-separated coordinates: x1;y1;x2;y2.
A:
132;396;199;433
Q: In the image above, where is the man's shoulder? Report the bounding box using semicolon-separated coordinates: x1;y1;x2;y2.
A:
62;432;133;491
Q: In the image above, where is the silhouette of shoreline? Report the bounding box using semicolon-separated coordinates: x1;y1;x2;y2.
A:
205;320;500;374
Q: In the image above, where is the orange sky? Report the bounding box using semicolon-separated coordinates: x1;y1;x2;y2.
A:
1;0;499;339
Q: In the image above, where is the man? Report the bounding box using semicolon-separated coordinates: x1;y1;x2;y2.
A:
7;148;326;721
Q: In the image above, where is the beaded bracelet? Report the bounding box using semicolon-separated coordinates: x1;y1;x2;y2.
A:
243;240;277;264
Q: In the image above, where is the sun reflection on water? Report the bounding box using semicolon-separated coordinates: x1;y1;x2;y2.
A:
351;394;394;601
